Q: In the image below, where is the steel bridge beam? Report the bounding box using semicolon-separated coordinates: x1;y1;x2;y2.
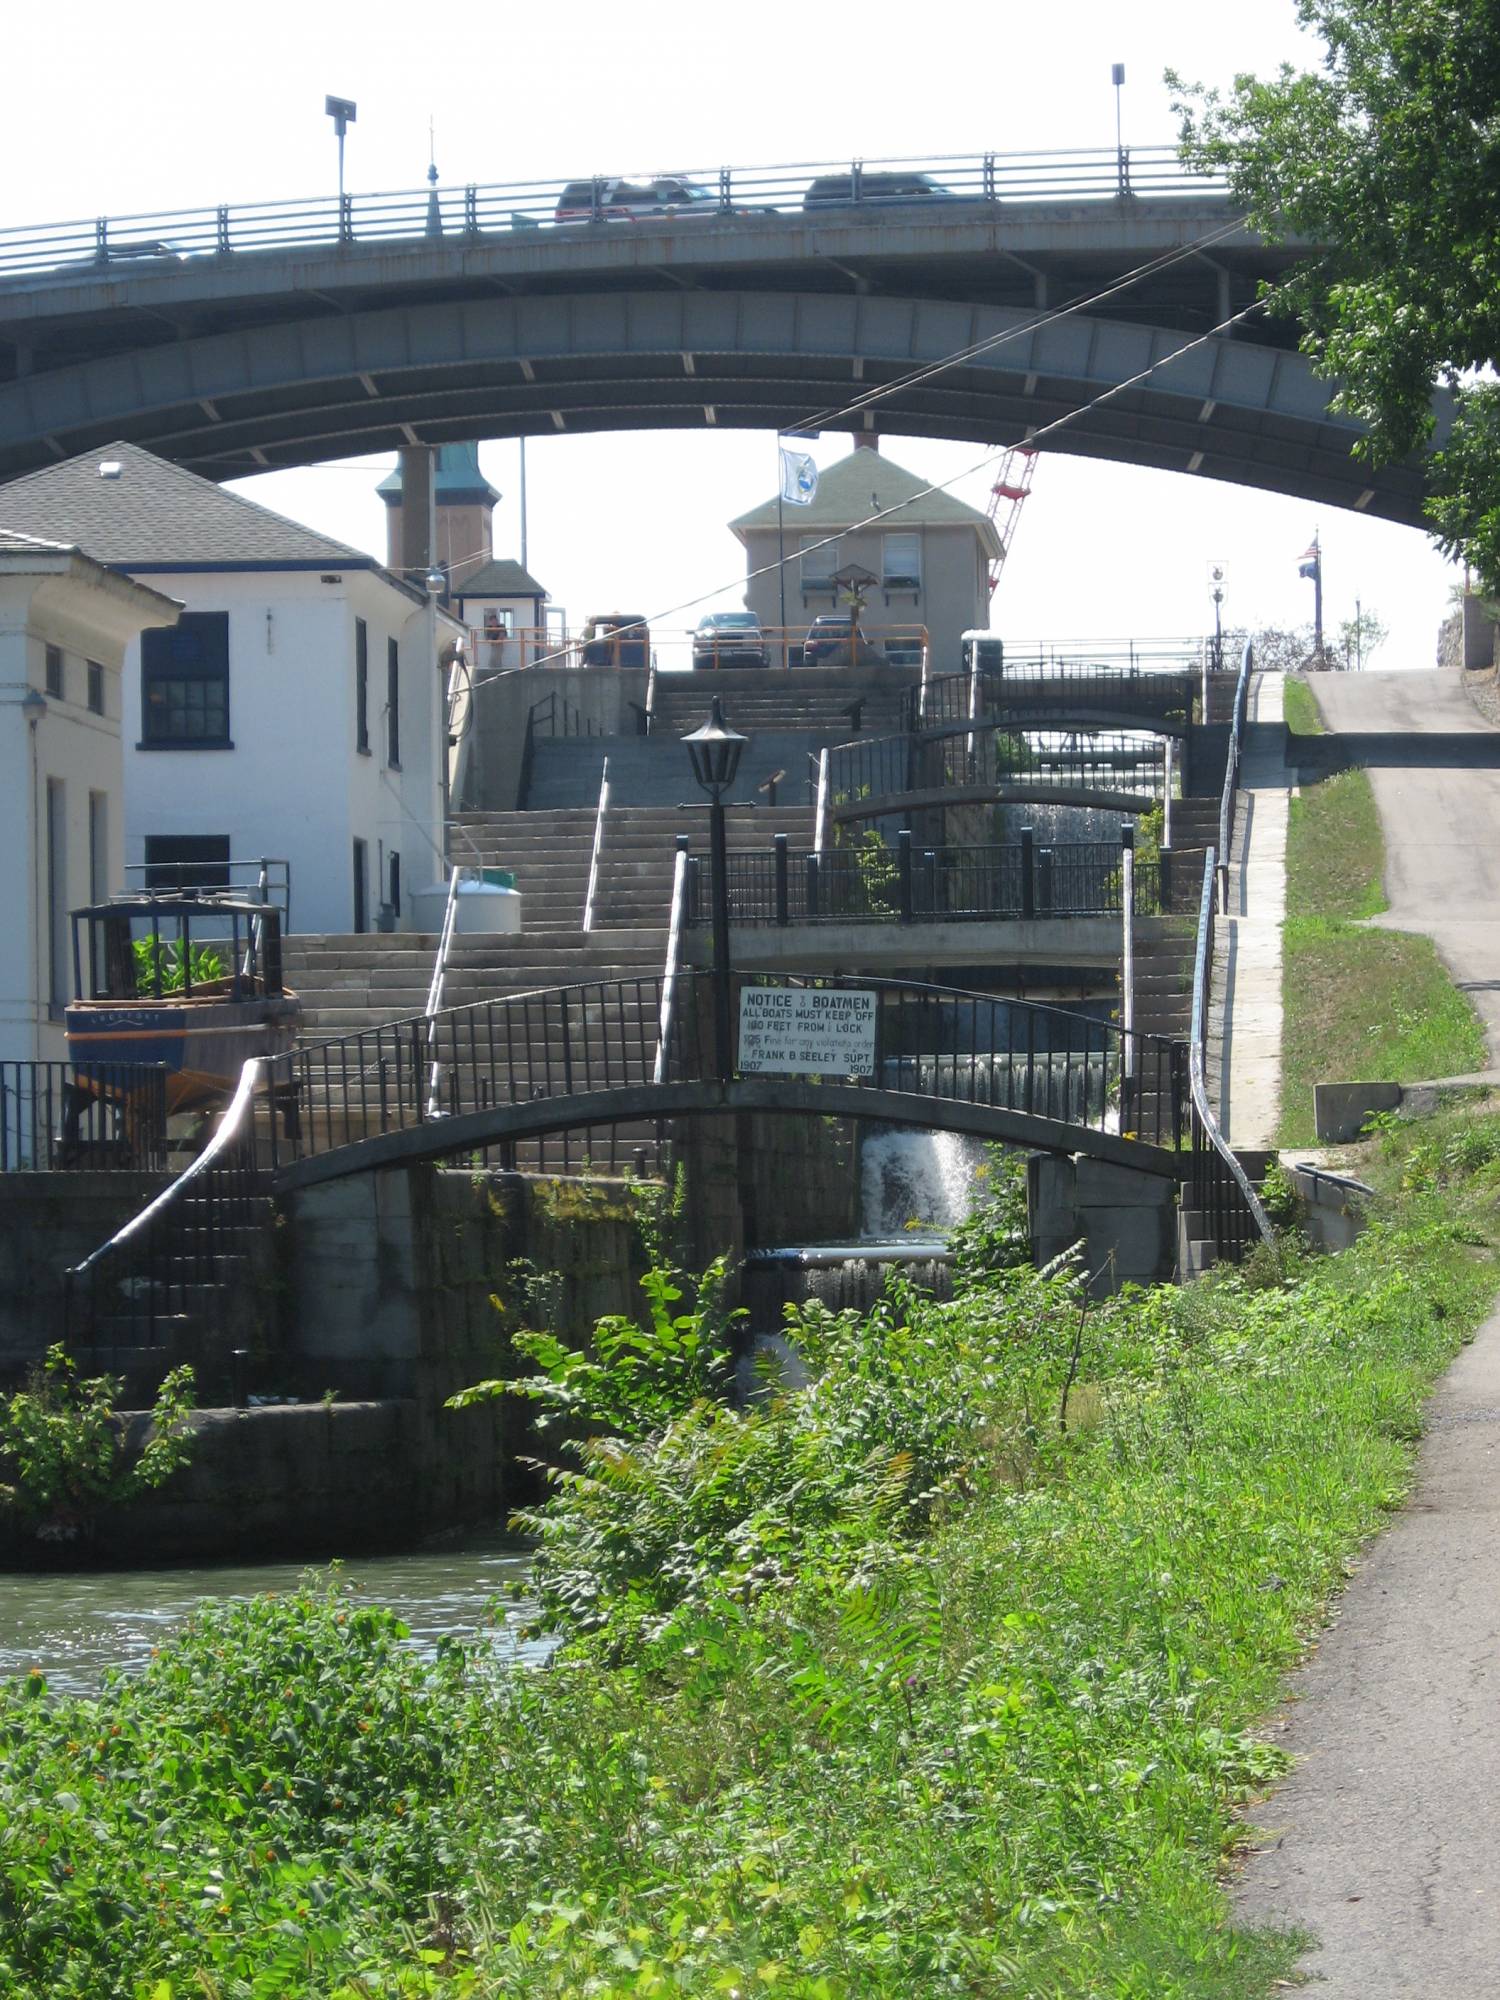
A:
0;282;1433;522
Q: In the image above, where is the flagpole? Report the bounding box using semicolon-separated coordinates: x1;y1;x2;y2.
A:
1313;531;1324;667
776;435;788;669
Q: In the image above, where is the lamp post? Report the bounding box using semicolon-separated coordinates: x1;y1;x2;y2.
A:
325;95;357;206
1209;564;1225;673
682;698;747;1082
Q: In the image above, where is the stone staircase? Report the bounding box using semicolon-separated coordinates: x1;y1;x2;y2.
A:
594;804;816;928
649;668;912;740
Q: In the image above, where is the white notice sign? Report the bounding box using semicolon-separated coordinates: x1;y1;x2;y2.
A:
738;986;877;1077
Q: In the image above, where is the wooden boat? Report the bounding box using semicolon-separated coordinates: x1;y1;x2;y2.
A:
64;893;300;1118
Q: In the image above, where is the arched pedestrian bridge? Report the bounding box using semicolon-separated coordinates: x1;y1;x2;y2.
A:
265;970;1185;1192
0;147;1439;520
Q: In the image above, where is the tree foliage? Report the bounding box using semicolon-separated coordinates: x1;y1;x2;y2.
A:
1172;2;1500;587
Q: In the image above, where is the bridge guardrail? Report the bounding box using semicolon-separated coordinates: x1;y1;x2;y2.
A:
907;663;1198;735
0;145;1230;282
694;837;1167;927
826;729;1170;813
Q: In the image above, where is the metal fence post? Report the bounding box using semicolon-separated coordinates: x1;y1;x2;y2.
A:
1037;847;1053;916
897;829;913;923
773;833;789;926
1020;826;1035;919
806;851;820;919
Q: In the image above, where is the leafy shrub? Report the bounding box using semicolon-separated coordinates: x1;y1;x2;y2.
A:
0;1347;195;1541
131;935;226;995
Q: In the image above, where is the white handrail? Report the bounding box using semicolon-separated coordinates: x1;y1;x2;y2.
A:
582;756;611;932
653;845;691;1088
68;1055;265;1285
813;748;830;855
424;864;463;1117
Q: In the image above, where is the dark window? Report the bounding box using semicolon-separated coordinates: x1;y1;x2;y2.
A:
143;834;231;892
389;850;401;918
88;792;109;903
352;838;368;932
46;778;66;1012
45;646;63;699
141;612;230;745
87;660;104;715
356;619;370;753
386;636;400;767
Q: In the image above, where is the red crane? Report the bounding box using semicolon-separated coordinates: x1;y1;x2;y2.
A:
986;444;1038;597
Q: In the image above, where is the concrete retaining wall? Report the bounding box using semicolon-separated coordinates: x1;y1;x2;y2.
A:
0;1172;170;1380
1027;1152;1178;1293
464;665;650;810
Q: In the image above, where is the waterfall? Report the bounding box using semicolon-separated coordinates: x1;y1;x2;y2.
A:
859;1126;984;1234
995;801;1133;844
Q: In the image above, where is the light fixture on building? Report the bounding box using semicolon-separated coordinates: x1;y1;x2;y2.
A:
21;688;46;727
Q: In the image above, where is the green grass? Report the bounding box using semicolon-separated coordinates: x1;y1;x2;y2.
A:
6;1162;1500;1998
1279;750;1486;1146
1281;674;1325;737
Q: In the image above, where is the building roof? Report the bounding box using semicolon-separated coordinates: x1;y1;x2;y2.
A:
377;442;501;508
454;557;549;600
0;441;394;575
0;528;75;557
731;446;1003;556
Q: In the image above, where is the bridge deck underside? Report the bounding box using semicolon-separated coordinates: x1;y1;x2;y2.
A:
0;219;1437;519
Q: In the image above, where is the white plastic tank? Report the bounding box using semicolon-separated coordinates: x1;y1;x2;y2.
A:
410;870;522;935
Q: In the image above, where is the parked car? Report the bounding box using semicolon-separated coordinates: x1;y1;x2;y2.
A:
579;613;650;668
555;177;723;223
802;171;960;210
801;613;880;665
692;612;768;670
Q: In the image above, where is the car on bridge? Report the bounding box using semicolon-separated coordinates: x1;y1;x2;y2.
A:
802;171;962;210
555;177;727;223
692;611;768;670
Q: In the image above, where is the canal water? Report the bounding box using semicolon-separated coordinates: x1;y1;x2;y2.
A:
0;1536;546;1697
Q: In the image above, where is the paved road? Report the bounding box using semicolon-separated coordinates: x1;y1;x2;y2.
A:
1235;665;1500;1992
1312;668;1500;1063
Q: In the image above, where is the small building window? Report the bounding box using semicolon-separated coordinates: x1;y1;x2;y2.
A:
356;619;370;754
89;792;109;904
45;646;63;699
141;612;230;746
799;537;836;590
87;661;105;715
144;834;231;892
386;636;400;768
882;533;921;591
46;778;66;1013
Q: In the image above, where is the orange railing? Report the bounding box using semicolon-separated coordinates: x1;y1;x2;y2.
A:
467;624;930;676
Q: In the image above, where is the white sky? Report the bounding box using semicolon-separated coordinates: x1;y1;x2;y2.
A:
2;0;1457;670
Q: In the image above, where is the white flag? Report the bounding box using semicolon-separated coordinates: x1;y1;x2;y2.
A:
779;446;818;506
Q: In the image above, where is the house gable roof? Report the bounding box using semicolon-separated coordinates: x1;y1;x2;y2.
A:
0;441;406;580
731;447;1002;557
454;558;549;600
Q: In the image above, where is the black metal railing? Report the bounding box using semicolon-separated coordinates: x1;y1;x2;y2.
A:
691;835;1165;926
519;690;601;809
0;146;1230;281
1189;850;1273;1257
826;730;1169;811
257;968;1185;1171
64;1060;269;1361
906;663;1197;735
1;1061;169;1173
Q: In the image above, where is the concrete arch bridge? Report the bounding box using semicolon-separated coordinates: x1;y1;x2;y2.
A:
0;147;1442;517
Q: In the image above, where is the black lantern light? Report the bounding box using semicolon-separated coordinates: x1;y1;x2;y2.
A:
682;696;748;799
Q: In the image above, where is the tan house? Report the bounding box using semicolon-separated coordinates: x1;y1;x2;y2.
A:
730;441;1001;671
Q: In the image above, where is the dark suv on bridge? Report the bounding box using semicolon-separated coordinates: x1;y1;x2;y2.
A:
802;171;960;210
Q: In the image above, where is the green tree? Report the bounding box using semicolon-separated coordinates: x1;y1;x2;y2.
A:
1172;4;1500;588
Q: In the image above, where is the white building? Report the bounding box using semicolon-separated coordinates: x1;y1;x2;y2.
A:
0;444;457;936
0;529;179;1065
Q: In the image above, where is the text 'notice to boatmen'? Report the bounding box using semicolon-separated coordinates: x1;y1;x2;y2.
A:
737;987;877;1077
